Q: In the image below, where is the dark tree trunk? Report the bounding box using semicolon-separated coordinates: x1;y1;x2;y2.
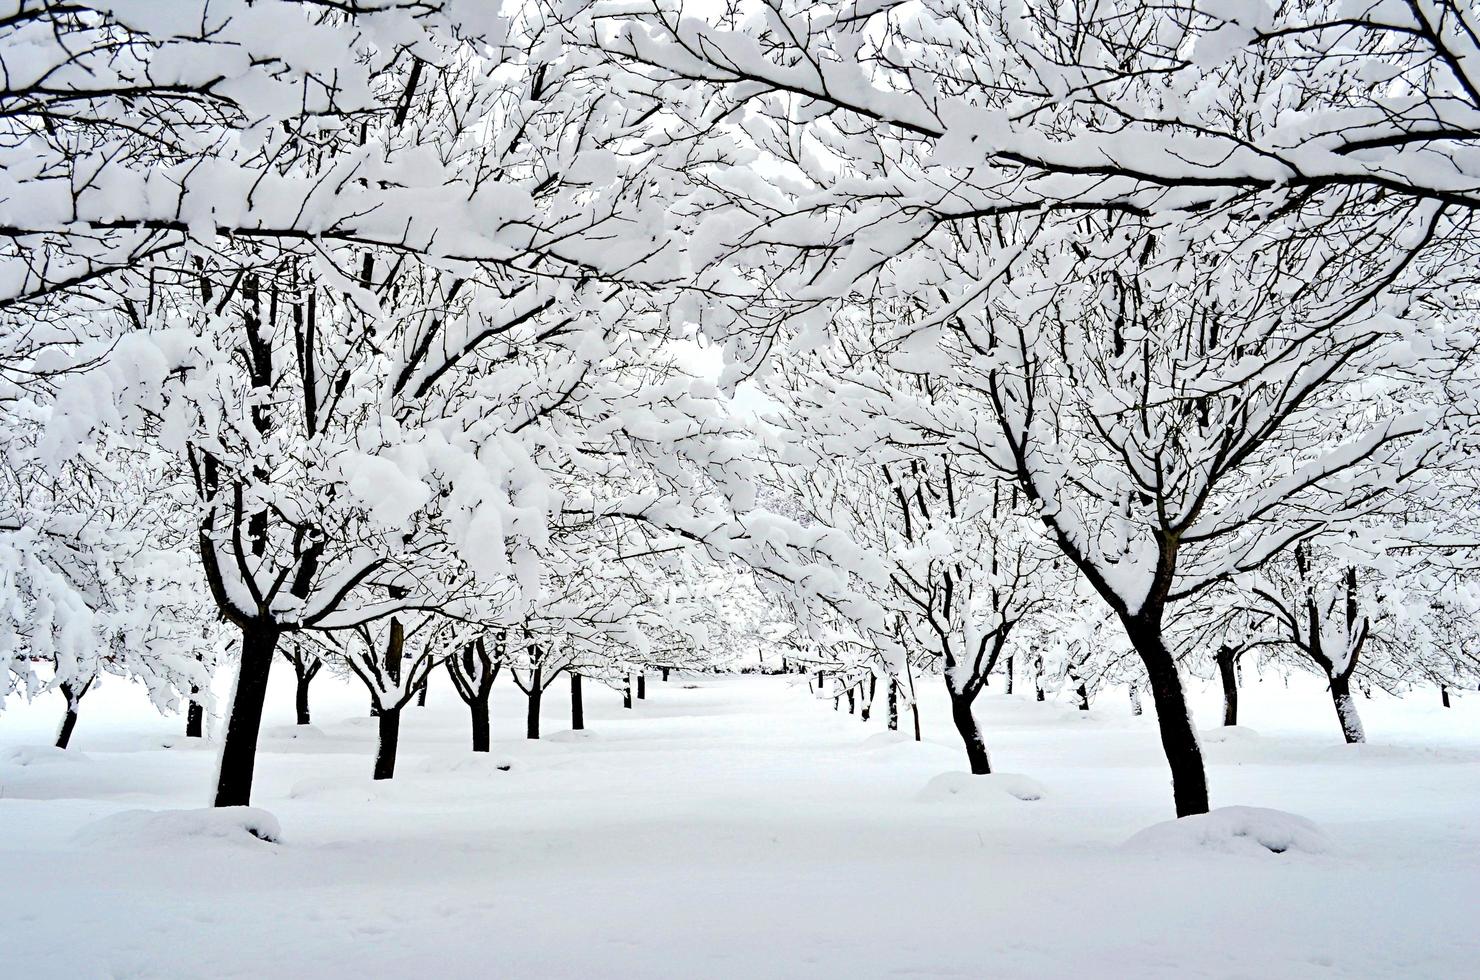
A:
373;706;401;780
846;688;856;714
1004;655;1014;695
887;679;899;731
1074;676;1090;711
623;677;633;709
527;668;543;739
186;698;205;738
1217;645;1239;727
661;667;670;681
1126;617;1210;817
911;699;921;742
295;672;313;725
948;690;991;775
446;639;497;753
470;695;490;752
416;677;429;707
56;704;80;749
1441;684;1450;708
286;648;321;726
1329;673;1366;744
861;675;876;721
214;625;282;807
55;679;89;750
637;673;646;700
571;672;584;731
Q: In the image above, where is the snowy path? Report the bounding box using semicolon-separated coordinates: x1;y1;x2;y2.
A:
1;672;1478;978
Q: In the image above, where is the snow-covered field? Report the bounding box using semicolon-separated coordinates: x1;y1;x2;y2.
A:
1;670;1477;979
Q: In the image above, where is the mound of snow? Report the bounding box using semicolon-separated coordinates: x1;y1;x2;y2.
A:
1;745;92;766
918;771;1046;803
1125;806;1330;857
76;807;281;846
1199;725;1261;744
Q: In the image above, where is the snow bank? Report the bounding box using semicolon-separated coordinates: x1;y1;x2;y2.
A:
1125;806;1330;857
76;807;281;846
1;745;92;766
917;771;1047;803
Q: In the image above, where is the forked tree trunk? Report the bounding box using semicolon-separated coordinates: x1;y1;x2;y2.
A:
373;706;401;780
214;624;282;807
1126;617;1209;817
1329;673;1366;744
1216;645;1239;727
445;641;496;753
571;672;584;731
948;690;991;775
287;649;322;726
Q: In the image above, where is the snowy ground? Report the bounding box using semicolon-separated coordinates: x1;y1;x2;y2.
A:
1;667;1477;979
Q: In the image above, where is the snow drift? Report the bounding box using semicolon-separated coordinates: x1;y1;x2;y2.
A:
1125;806;1331;857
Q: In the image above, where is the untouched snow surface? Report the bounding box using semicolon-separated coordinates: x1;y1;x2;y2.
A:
1;670;1477;978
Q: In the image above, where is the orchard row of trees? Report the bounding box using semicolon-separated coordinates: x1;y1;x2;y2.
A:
3;0;1480;817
